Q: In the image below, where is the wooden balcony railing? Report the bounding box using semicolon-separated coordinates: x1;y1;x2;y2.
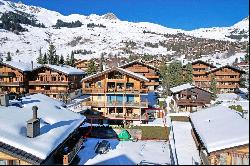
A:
83;88;105;93
193;71;206;75
29;89;68;94
144;74;159;79
217;84;238;89
29;81;69;85
0;81;23;86
83;101;148;108
107;114;147;120
176;99;206;106
214;72;239;76
63;137;84;165
83;88;148;93
144;82;160;86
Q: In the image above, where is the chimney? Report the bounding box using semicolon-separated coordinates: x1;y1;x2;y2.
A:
0;94;9;107
31;61;34;70
27;106;40;138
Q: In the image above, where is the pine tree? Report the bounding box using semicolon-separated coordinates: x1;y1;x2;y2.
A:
6;52;12;61
87;60;97;75
43;53;48;64
54;54;59;65
210;74;218;100
37;48;44;64
70;51;75;66
59;55;65;64
47;43;56;64
99;53;105;72
159;61;170;97
65;54;70;65
168;61;183;88
183;63;193;84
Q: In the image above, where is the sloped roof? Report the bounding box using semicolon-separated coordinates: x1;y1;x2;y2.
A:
0;93;85;161
190;60;216;68
118;59;159;71
205;65;246;74
81;67;149;82
170;83;195;93
33;64;85;75
1;61;41;72
190;105;249;153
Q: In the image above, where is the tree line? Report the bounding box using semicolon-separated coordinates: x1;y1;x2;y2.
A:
36;43;76;66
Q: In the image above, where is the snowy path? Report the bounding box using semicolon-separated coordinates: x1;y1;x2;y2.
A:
78;138;171;165
172;121;200;165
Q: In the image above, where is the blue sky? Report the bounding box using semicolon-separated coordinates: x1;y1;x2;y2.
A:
14;0;249;30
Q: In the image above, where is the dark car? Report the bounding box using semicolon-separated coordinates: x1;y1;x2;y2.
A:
94;140;111;154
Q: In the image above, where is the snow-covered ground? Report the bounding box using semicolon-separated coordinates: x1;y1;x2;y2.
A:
78;138;171;165
171;121;200;165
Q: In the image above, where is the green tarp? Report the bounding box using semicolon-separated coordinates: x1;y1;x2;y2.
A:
118;129;131;140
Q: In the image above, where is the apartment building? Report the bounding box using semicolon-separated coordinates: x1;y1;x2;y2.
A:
29;64;85;99
81;67;149;122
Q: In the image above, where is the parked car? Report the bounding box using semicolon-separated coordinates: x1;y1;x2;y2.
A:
94;140;110;154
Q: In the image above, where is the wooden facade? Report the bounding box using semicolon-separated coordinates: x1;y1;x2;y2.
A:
191;61;245;93
75;59;99;71
0;152;31;165
29;66;84;99
119;60;160;91
171;86;211;112
82;67;149;121
0;63;29;94
191;129;249;165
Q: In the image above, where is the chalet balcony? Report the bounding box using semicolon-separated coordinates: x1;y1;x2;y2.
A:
128;67;149;73
217;84;238;89
107;113;147;120
29;81;69;85
216;78;240;82
144;82;160;86
176;99;206;106
29;89;69;94
193;71;206;75
193;77;209;81
82;88;105;93
144;74;159;79
215;72;239;76
0;81;24;86
83;101;148;108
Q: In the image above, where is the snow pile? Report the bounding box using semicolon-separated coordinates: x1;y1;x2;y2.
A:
78;138;171;165
190;105;249;153
0;93;85;159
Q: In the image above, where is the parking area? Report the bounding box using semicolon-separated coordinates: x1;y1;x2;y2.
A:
77;138;171;165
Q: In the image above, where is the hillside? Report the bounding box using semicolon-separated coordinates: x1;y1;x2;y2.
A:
0;0;248;63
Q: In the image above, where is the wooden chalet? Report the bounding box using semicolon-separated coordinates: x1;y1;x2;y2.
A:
190;60;246;93
29;64;85;99
81;67;149;123
170;83;212;112
75;59;99;71
119;60;160;91
0;61;33;95
190;106;249;165
0;93;85;165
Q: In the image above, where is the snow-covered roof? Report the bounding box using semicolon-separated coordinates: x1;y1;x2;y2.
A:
118;59;159;71
206;65;246;74
216;93;247;102
170;83;195;93
35;64;85;75
81;67;149;82
190;105;249;153
0;93;85;160
1;61;41;72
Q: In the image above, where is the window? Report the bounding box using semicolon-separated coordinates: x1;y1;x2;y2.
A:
97;81;102;88
52;76;57;81
0;160;7;165
85;83;90;88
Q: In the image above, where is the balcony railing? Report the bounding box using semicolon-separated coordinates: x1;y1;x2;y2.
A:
176;99;206;106
29;89;69;94
107;114;147;120
63;137;84;165
83;87;148;93
83;88;105;93
29;81;69;85
0;81;23;86
83;101;148;108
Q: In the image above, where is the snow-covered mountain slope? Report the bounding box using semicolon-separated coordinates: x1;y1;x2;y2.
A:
188;17;249;41
0;0;248;63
